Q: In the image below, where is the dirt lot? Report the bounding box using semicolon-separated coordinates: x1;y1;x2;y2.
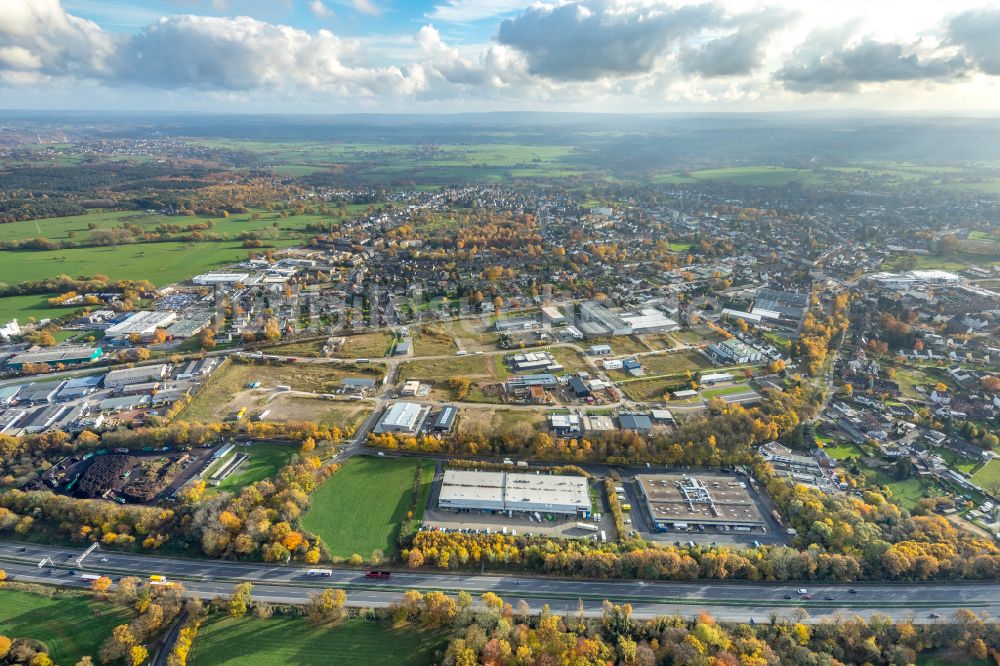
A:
183;359;383;422
442;321;500;353
411;324;457;356
452;407;547;440
263;394;372;430
395;354;509;403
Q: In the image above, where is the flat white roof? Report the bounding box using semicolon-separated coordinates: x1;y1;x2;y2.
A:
620;309;678;330
438;470;590;513
379;402;422;429
106;311;177;335
438;470;505;507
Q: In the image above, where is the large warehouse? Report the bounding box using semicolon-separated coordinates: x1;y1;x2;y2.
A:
636;474;766;532
438;470;590;516
105;311;178;339
373;402;427;434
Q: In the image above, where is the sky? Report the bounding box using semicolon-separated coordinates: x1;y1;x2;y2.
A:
1;0;1000;114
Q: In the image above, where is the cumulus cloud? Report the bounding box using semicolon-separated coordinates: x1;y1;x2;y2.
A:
2;0;1000;110
949;8;1000;75
0;0;115;80
776;35;968;92
113;15;429;95
679;8;796;78
496;0;726;81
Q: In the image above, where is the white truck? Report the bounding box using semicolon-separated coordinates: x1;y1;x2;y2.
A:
576;522;600;532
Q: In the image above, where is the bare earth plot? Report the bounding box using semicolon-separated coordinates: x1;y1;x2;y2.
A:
182;360;383;422
396;354;506;402
410;324;457;356
263;394;372;430
442;320;500;352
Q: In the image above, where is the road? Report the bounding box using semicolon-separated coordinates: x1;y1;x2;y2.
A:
0;541;994;623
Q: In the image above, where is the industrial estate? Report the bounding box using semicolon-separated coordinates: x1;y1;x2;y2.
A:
1;4;1000;659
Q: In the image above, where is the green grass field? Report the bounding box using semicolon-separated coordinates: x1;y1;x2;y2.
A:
971;459;1000;491
702;384;752;398
0;239;300;288
0;589;130;665
207;442;296;496
188;616;447;666
0;207;377;245
301;457;435;560
822;442;863;460
0;292;71;325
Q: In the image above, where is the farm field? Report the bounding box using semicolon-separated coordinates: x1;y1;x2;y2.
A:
301;456;435;560
182;359;383;422
654;166;826;187
0;589;130;665
0;239;300;287
188;617;447;666
188;139;584;183
0;208;371;245
206;442;296;496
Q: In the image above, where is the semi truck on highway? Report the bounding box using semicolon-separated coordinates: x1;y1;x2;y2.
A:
365;570;391;579
80;573;106;583
306;569;333;577
149;575;171;586
576;522;600;532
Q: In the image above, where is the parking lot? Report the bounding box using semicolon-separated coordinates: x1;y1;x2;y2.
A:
421;507;618;541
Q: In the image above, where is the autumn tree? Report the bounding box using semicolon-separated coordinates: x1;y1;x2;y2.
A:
229;582;253;618
306;588;347;624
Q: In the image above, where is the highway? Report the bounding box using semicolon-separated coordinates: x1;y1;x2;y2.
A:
0;540;995;623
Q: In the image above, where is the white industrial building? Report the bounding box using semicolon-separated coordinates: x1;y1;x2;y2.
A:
192;272;253;285
438;470;590;515
373;401;426;434
868;269;962;288
105;311;178;338
0;319;20;341
104;364;169;388
541;306;566;326
619;308;680;334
